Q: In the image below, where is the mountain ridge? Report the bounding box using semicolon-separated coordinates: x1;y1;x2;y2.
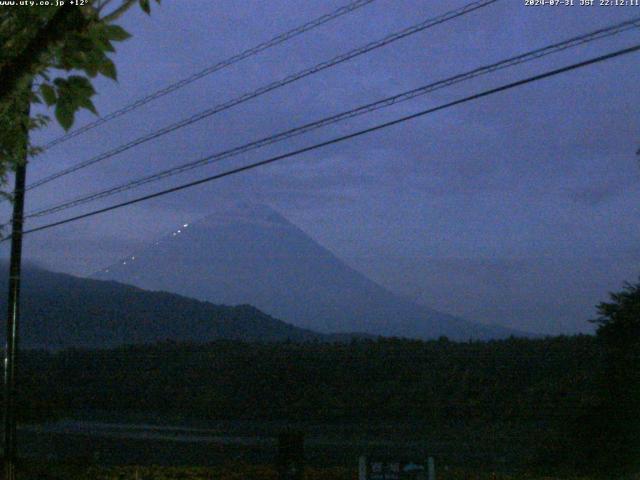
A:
92;202;527;340
0;262;360;349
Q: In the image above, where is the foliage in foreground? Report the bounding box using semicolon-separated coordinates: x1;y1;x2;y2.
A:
0;0;160;195
9;278;640;476
586;278;640;473
13;335;607;473
18;335;600;425
17;462;609;480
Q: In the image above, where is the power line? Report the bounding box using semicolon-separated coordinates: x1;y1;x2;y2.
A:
12;43;640;239
38;0;377;151
24;16;640;219
26;0;499;192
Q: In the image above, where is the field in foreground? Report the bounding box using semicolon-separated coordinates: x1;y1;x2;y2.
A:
10;335;638;476
18;462;603;480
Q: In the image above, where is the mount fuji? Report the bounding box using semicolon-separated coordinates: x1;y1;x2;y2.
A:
92;203;523;340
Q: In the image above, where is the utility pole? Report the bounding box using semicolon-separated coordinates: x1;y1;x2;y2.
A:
3;88;31;480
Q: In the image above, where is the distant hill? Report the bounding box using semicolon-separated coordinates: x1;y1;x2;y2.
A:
93;202;527;340
0;263;333;349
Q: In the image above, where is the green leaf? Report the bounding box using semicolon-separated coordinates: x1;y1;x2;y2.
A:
88;24;116;52
66;76;96;97
139;0;151;14
40;84;56;106
94;37;116;53
50;75;99;129
55;99;75;131
82;50;107;78
99;58;117;81
78;96;98;115
85;64;99;78
30;114;50;130
104;24;131;42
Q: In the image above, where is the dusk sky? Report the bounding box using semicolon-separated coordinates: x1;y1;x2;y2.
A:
3;0;639;335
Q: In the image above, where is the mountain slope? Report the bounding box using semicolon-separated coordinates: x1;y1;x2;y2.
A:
93;203;523;340
0;264;326;349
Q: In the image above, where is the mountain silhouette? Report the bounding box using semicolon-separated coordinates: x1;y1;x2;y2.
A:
0;263;332;349
93;202;524;340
